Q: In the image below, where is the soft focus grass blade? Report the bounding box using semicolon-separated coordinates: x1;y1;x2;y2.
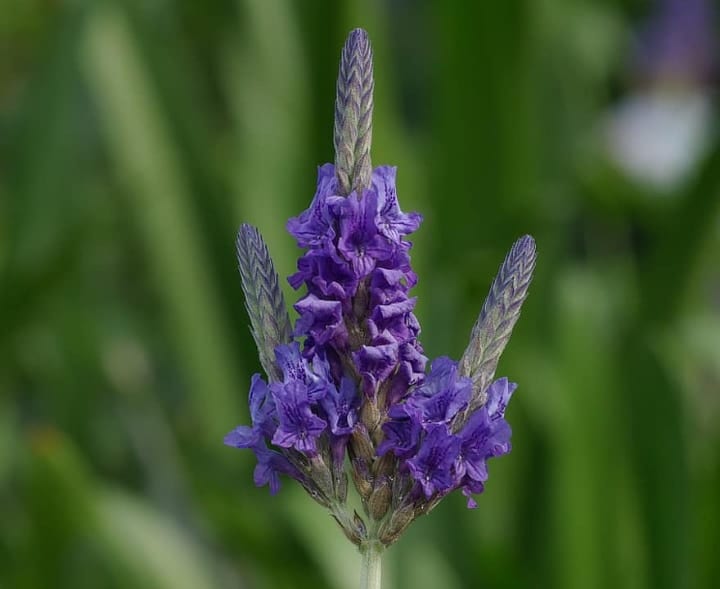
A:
222;0;311;300
620;328;688;589
550;269;641;589
29;429;219;589
81;3;242;441
97;489;219;589
284;490;358;589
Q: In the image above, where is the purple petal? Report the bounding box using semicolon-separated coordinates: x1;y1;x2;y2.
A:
371;165;422;240
294;295;346;345
406;425;461;498
271;381;327;454
224;425;258;449
287;164;338;247
484;377;517;421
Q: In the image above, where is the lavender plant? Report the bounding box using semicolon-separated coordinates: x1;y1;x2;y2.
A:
225;28;536;589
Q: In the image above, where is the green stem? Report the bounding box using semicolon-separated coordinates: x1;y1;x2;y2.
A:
359;541;383;589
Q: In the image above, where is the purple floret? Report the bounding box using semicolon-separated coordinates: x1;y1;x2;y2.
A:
321;376;359;436
377;417;421;459
371;166;422;240
336;190;394;277
223;374;276;448
405;357;472;428
253;445;300;495
455;378;516;508
271;381;327;455
407;425;462;498
286;164;339;247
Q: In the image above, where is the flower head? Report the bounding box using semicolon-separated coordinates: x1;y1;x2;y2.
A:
224;27;535;549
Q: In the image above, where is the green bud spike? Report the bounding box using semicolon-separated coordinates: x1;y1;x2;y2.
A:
334;28;375;195
459;236;536;412
236;224;293;382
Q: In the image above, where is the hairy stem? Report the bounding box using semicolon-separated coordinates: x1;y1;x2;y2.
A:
359;541;383;589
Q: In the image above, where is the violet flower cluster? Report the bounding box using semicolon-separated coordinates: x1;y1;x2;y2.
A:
225;29;536;549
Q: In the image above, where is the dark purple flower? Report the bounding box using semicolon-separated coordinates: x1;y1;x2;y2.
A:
275;343;312;384
484;377;515;425
460;479;486;509
388;357;470;429
271;381;327;454
226;28;534;547
287;164;339;247
274;342;335;402
294;294;347;346
377;417;421;459
369;298;418;343
371;166;422;241
224;373;277;448
370;297;418;324
406;425;462;498
354;343;400;397
456;378;516;508
369;267;415;306
287;160;426;410
415;383;471;428
386;358;421;406
321;376;359;436
337;190;394;277
289;251;358;299
253;445;301;495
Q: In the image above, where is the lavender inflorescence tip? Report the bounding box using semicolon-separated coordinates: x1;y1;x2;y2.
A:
236;224;293;382
334;28;374;195
225;28;536;550
459;235;536;414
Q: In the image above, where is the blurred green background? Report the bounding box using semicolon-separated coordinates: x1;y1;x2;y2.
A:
2;0;720;587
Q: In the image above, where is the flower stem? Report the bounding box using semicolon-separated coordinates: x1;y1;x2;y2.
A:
359;540;383;589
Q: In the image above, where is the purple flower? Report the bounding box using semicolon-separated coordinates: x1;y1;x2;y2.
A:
337;190;394;277
274;342;335;402
354;343;400;398
387;357;470;429
287;164;339;247
294;294;347;346
321;376;359;436
406;425;462;498
456;378;516;508
225;28;535;547
288;251;357;299
371;166;422;241
369;267;416;305
484;377;515;426
224;374;277;448
407;357;471;428
253;445;300;495
377;417;421;459
271;381;327;454
289;164;424;400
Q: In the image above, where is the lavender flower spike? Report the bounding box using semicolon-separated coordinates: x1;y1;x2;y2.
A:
334;28;374;195
459;235;536;412
225;27;536;589
236;224;293;382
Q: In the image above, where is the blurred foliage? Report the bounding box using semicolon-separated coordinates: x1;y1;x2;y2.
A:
2;0;720;588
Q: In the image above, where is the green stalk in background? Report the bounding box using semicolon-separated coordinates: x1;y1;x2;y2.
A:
81;4;242;442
